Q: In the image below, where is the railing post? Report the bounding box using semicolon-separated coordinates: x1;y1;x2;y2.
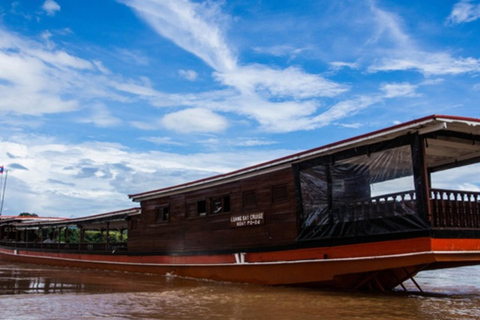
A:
472;193;477;228
441;190;447;227
467;193;473;228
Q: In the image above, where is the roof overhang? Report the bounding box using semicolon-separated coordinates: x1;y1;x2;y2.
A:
4;208;141;230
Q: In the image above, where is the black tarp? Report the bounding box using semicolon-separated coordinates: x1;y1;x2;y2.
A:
296;143;430;241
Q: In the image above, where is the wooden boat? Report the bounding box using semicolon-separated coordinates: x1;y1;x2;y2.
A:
1;114;480;291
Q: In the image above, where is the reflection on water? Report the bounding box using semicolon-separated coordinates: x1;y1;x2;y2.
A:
0;261;480;320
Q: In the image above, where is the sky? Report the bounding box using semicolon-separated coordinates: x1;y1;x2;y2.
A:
0;0;479;218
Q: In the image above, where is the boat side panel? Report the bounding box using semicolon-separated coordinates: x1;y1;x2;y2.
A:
128;168;299;253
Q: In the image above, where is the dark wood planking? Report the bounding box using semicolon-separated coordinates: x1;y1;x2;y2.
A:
128;168;298;253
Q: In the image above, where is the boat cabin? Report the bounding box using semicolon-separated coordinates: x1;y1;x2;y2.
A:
127;115;480;254
0;208;140;252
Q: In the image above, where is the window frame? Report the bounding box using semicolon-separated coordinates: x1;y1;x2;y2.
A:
155;205;170;223
211;195;231;214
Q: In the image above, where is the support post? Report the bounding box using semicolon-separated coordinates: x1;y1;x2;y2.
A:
79;226;84;250
412;134;431;222
402;267;424;293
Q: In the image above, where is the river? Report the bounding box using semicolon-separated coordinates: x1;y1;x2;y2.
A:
0;261;479;319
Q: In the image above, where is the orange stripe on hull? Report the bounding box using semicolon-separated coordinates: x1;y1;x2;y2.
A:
431;238;480;251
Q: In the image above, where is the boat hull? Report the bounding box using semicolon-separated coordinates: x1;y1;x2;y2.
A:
2;237;480;290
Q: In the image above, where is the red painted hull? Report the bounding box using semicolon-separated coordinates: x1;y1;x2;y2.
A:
2;237;480;289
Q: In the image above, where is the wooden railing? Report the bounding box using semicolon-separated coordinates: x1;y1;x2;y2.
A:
430;189;480;229
0;241;127;253
332;190;417;221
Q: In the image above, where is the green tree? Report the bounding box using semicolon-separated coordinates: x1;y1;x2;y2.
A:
19;212;38;217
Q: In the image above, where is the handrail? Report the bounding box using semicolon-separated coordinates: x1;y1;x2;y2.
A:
430;188;480;228
331;190;417;221
371;190;416;203
0;241;127;253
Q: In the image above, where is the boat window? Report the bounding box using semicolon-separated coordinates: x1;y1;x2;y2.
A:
243;191;257;208
198;200;207;216
156;206;170;223
211;196;230;214
186;200;207;218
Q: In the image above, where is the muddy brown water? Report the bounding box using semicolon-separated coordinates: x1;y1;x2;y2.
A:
0;261;479;319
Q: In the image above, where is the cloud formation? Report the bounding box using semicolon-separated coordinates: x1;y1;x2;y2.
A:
161;108;228;133
0;135;289;216
42;0;61;16
121;0;352;133
381;83;419;98
446;0;480;24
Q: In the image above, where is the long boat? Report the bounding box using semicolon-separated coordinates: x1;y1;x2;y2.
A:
1;114;480;291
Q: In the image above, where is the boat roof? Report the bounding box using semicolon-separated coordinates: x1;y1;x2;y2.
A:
1;207;140;230
0;216;67;223
129;115;480;202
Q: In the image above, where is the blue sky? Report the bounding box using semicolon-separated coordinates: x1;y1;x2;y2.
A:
0;0;479;217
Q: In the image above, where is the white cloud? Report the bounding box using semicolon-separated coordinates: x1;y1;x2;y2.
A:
420;78;445;86
252;45;311;58
338;122;363;129
217;65;347;99
232;139;277;147
41;30;53;41
42;0;61;16
161;108;228;133
366;3;480;77
368;2;411;49
115;48;150;66
0;29;93;115
140;136;185;146
121;0;237;72
446;0;480;24
129;120;158;130
381;82;419;98
330;61;360;70
93;60;111;74
0;27;167;118
77;103;122;127
122;0;350;133
431;163;480;191
179;69;198;81
369;52;480;75
0;135;290;217
311;96;382;129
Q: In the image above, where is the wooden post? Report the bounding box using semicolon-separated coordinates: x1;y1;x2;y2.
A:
57;227;60;249
65;226;69;243
79;226;84;250
412;134;431;223
106;222;110;251
40;227;43;249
